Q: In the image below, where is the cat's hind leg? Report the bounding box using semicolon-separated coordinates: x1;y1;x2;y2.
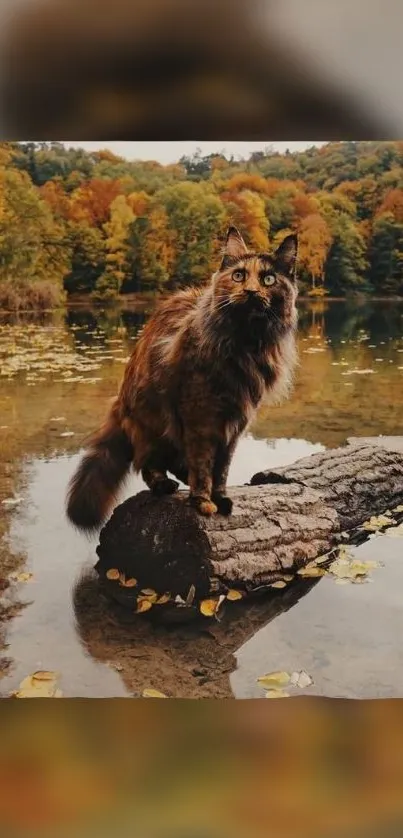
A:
137;440;179;496
141;467;179;496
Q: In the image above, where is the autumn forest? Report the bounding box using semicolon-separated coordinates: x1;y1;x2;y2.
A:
1;141;403;310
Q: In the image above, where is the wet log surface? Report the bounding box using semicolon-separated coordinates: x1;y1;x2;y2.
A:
94;442;403;621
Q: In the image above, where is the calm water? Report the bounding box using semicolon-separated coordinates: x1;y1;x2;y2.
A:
0;299;403;698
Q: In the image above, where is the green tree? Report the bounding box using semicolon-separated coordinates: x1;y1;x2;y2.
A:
324;215;368;295
63;224;105;295
95;196;135;297
369;213;403;295
0;166;66;284
159;182;226;285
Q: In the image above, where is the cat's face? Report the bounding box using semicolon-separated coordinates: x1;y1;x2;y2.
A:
212;228;298;334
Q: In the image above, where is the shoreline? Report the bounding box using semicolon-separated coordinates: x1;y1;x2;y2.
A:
1;294;403;315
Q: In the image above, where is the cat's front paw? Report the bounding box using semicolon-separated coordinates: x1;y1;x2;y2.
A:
188;496;218;516
212;493;233;516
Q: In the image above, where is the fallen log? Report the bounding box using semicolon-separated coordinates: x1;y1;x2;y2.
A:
94;442;403;621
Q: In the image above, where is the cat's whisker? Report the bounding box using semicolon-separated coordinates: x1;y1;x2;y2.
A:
214;299;233;313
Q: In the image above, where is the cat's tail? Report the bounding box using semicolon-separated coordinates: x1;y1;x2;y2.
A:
66;404;134;533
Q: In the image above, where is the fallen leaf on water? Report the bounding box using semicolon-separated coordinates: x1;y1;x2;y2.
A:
135;600;153;614
2;497;23;508
257;671;291;689
12;670;62;698
140;590;158;603
184;584;196;606
342;368;375;376
106;568;120;581
329;557;380;582
384;524;403;538
297;566;326;578
265;690;290;699
200;598;220;617
270;580;287;589
32;670;58;682
156;593;171;605
59;431;75;437
362;515;395;532
142;689;167;698
9;571;33;583
226;589;243;601
122;577;137;588
175;595;186;606
50;416;66;422
290;670;314;689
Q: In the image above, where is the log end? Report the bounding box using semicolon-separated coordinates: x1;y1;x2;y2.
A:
95;491;216;618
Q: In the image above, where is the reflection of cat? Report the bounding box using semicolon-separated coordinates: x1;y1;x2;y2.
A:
67;228;298;530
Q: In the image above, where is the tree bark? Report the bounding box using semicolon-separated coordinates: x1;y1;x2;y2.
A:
95;441;403;620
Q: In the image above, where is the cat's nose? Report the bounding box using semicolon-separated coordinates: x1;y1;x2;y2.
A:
245;289;258;296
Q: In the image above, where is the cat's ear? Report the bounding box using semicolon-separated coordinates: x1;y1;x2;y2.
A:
274;234;298;280
220;226;248;269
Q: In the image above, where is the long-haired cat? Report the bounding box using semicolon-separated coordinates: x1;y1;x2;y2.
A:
66;227;299;530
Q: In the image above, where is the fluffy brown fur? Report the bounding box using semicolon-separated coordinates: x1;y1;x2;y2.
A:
66;227;299;531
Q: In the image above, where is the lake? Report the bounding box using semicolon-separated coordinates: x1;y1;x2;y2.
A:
0;298;403;698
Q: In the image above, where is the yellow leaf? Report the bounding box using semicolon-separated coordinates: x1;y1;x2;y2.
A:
393;505;403;513
257;671;290;689
142;689;167;698
270;580;287;589
200;598;220;617
135;600;153;614
384;524;403;538
123;577;137;588
265;690;290;699
106;568;120;581
226;589;243;601
156;593;171;605
10;571;33;583
139;590;158;604
329;557;380;581
362;515;395;532
32;670;59;682
12;670;61;698
297;566;326;578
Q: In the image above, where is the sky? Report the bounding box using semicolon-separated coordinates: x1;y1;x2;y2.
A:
62;141;324;164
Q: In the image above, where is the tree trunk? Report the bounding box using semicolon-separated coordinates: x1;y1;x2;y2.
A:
95;441;403;621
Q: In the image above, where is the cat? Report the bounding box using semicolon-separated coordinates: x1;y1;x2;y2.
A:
66;227;299;531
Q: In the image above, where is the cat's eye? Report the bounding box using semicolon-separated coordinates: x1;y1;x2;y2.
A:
232;269;245;282
262;274;276;287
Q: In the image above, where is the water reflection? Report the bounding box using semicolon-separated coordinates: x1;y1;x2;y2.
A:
0;299;402;697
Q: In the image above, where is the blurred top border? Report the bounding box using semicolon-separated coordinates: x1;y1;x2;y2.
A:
0;0;399;140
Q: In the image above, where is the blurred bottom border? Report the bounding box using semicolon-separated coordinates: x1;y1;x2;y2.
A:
0;697;403;838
